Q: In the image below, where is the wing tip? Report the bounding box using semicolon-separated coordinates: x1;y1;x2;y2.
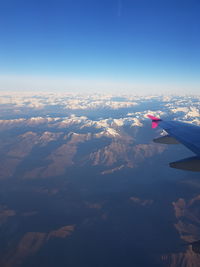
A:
147;114;162;128
147;115;161;121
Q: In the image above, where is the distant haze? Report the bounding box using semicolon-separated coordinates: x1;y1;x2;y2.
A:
0;74;199;95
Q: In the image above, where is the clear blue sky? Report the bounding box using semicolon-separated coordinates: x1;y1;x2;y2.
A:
0;0;200;94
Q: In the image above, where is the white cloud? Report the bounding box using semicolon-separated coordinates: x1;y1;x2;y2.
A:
0;92;139;110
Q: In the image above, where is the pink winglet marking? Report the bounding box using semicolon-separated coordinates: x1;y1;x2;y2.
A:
147;115;160;121
152;121;159;128
147;114;161;128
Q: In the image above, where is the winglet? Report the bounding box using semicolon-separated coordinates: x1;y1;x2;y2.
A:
147;115;162;128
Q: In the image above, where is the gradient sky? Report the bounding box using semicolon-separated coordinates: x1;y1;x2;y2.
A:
0;0;200;94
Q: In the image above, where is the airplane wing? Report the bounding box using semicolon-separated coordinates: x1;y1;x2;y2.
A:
148;115;200;172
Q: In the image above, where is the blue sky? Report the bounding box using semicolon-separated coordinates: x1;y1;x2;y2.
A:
0;0;200;94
